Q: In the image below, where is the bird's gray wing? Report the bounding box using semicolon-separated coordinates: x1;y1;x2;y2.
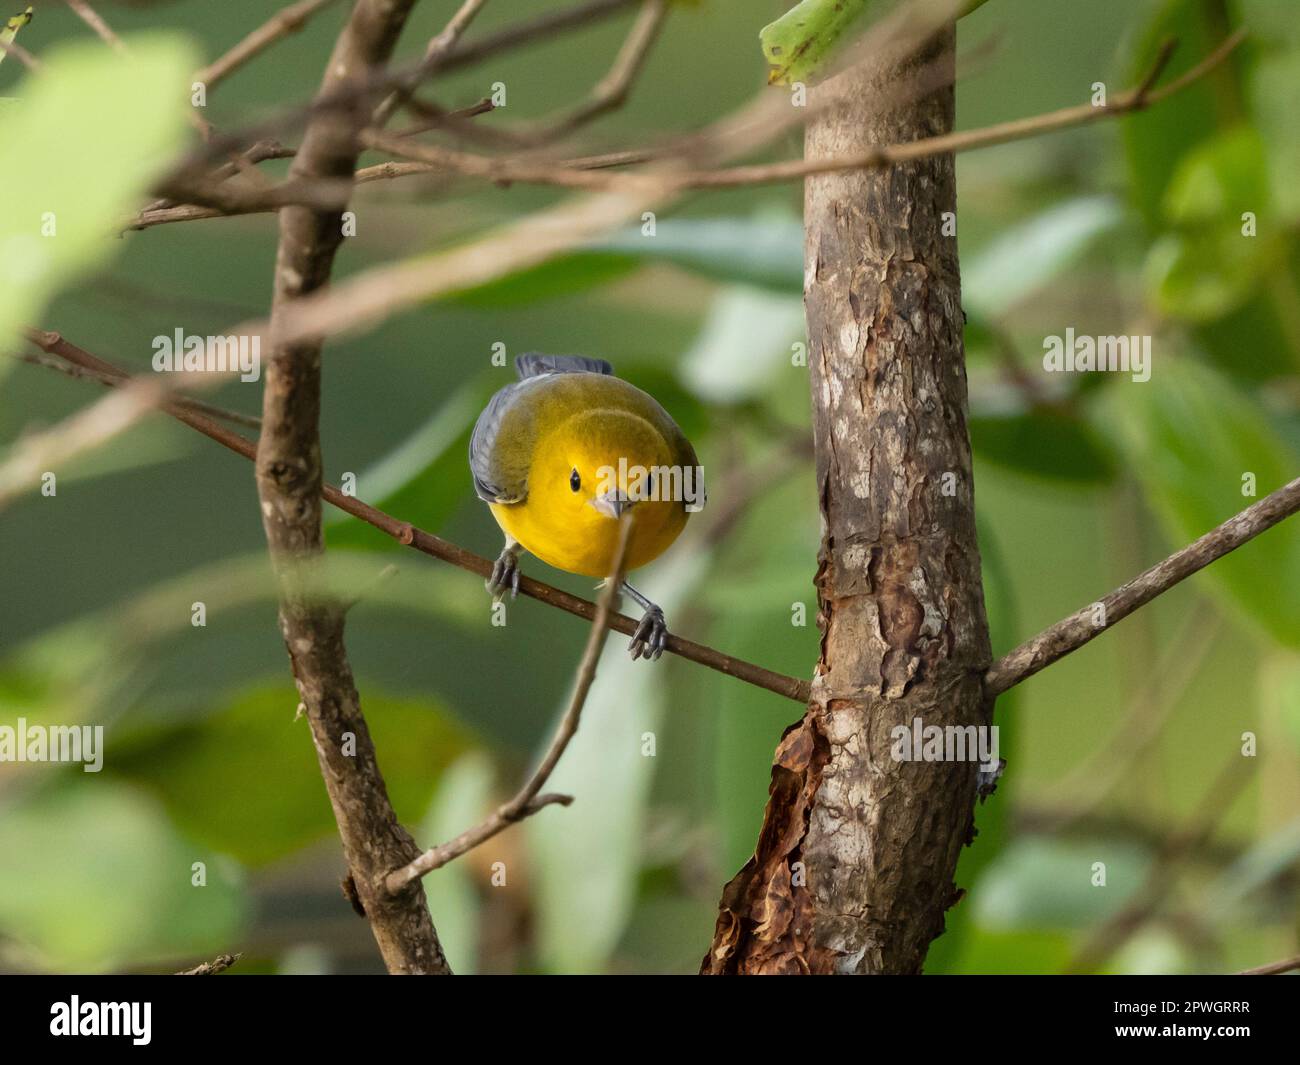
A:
469;383;529;504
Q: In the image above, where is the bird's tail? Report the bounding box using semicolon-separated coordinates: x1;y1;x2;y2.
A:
515;353;613;379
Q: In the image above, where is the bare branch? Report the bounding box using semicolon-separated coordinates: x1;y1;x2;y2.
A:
986;474;1300;697
436;0;642;74
363;32;1237;194
175;952;241;976
228;33;1240;348
385;515;635;893
27;332;812;706
8;346;261;429
193;0;344;92
1238;954;1300;976
372;0;492;127
65;1;129;55
523;0;668;141
0;34;39;71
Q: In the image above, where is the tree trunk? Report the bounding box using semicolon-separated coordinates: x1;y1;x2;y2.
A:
703;24;994;975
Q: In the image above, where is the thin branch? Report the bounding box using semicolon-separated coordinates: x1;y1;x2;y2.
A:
175;952;241;976
436;0;641;74
372;0;492;128
8;348;261;429
26;331;812;705
166;31;1238;347
0;34;39;72
65;0;129;55
361;32;1229;194
385;514;635;893
1238;954;1300;976
985;474;1300;697
0;369;169;511
193;0;344;92
523;0;668;141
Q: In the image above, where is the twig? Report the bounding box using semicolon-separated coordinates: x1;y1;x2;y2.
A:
1238;954;1300;976
436;0;641;74
0;34;39;71
8;348;261;429
1044;605;1221;828
985;474;1300;696
372;0;492;127
26;331;812;705
523;0;668;141
65;0;128;55
385;514;635;893
175;952;241;976
193;0;344;92
362;33;1230;194
232;33;1242;349
0;370;169;511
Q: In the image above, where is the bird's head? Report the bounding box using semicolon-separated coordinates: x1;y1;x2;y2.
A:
544;409;686;523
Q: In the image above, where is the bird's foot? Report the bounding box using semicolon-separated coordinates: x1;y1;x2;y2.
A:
486;546;521;601
628;603;668;661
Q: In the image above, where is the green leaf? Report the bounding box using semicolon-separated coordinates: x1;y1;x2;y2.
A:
963;197;1123;319
526;548;709;973
444;216;805;307
113;682;475;866
1144;127;1289;322
759;0;991;85
760;0;871;86
973;837;1152;929
447;251;638;308
677;284;805;404
1251;49;1300;222
1122;0;1231;228
596;216;803;293
0;35;196;355
416;752;495;974
970;409;1117;484
0;5;32;69
0;781;246;971
1096;359;1300;647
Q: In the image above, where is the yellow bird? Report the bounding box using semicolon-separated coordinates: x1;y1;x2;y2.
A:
470;354;705;659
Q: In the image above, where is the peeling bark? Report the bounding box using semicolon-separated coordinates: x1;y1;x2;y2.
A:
703;26;993;975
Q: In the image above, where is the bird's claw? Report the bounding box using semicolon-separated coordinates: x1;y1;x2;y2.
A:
487;549;521;601
628;604;668;661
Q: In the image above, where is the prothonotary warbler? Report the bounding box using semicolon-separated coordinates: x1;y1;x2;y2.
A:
470;354;705;660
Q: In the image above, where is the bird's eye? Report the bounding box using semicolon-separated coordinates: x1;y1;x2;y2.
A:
569;468;581;492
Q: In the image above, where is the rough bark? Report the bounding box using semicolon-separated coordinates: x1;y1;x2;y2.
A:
703;26;993;975
256;0;450;974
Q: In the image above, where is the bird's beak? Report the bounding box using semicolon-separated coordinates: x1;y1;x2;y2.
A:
591;490;635;520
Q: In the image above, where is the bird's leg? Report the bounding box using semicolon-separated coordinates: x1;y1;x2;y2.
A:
487;537;523;601
621;580;667;661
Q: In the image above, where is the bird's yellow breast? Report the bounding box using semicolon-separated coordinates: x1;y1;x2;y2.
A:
490;495;687;578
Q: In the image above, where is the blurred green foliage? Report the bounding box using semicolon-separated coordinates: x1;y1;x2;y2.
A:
0;0;1296;976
